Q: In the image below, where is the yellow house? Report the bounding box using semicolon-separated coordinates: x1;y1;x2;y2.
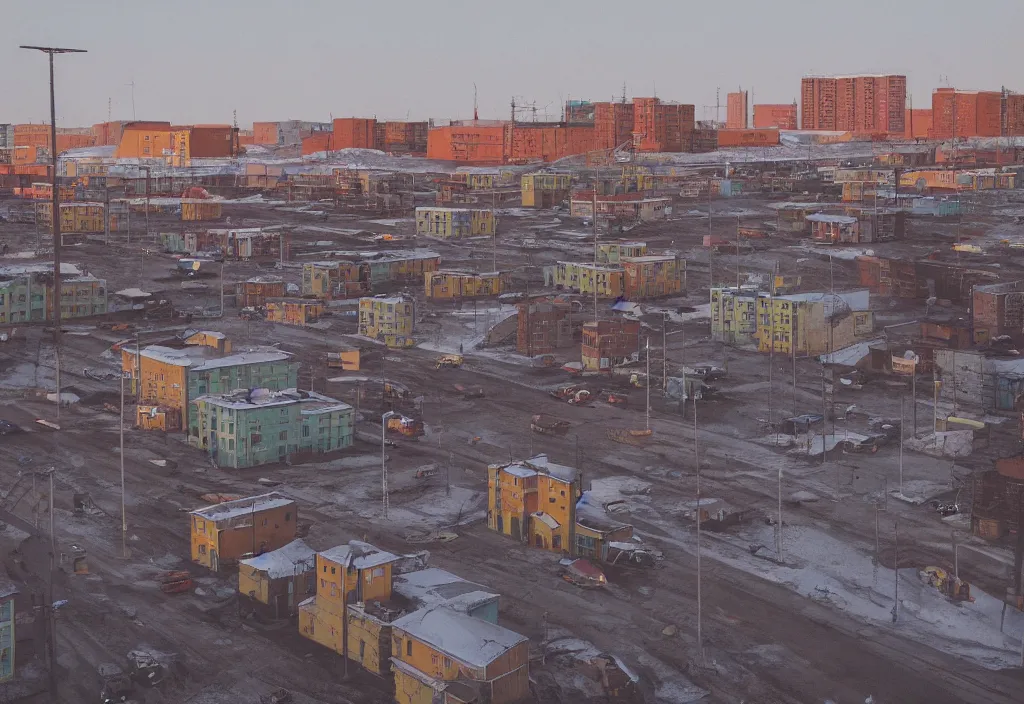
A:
710;287;759;345
425;270;509;300
358;296;414;347
487;455;579;554
298;541;402;676
597;241;647;264
184;330;231;354
548;261;624;299
521;173;571;208
237;538;316;620
755;290;871;355
391;607;530;704
189;493;297;572
415;207;496;239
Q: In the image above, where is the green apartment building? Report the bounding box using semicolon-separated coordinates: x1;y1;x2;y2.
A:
0;581;16;682
0;263;107;323
186;351;300;433
190;389;354;468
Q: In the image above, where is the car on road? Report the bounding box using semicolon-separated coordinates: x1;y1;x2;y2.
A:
0;420;22;436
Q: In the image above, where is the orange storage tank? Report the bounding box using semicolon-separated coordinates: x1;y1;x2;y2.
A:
716;128;780;148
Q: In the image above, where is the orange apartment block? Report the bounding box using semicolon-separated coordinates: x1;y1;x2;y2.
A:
802;75;905;134
91;121;125;147
332;118;377;150
114;122;238;163
427;123;509;164
753;104;798;130
253;122;279;145
190;493;297;571
301;132;333;155
594;101;634;150
632;97;694;153
726;91;748;129
114;122;175;159
931;88;1002;138
903;109;932;139
508;123;594;163
13;124;50;149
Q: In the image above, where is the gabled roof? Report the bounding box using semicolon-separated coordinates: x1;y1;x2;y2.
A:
191;492;293;522
319;540;400;570
238;539;315;578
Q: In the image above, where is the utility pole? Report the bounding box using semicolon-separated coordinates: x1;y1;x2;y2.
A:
645;339;651;431
120;372;127;558
777;465;784;561
899;394;905;496
912;365;918;438
892;520;900;623
20;45;87;424
592;188;599;321
662;312;668;390
694;390;703;661
707;178;713;288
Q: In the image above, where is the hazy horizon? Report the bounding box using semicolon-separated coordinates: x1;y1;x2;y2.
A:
2;0;1022;128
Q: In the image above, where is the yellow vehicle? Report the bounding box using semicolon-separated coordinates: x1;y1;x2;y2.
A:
435;354;464;369
387;415;424;437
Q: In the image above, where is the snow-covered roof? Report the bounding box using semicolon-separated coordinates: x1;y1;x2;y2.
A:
191;492;294;521
806;214;858;224
0;262;82;277
319;540;399;570
191;350;290;371
621;255;676;263
532;512;560;530
186;330;226;340
525;454;578;482
392;607;527;669
114;287;152;299
818;338;885;366
393;568;499;612
239;539;316;578
138;345;211;367
502;464;537;479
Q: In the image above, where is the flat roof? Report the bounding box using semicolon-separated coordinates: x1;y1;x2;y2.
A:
393;567;499;612
622;255;676;263
806;214;858;224
319;540;400;570
191;350;291;371
0;262;83;277
196;388;349;412
191;492;293;521
392;607;527;669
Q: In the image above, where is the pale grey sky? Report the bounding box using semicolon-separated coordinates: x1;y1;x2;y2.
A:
2;0;1022;127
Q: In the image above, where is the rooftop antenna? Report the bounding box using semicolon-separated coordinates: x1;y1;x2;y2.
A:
621;83;627;104
107;97;111;123
126;81;136;120
474;83;479;122
510;96;515;125
232;109;237;129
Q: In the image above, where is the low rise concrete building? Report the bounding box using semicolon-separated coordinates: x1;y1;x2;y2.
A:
517;297;573;356
358;295;414;347
521;173;571;208
597;241;647;264
265;300;324;326
547;261;624;299
0;263;106;324
190;388;354;468
582;319;641;371
424;270;508;300
488;454;580;553
622;255;683;300
415;207;496;239
972;280;1024;345
189;492;297;572
238;539;316;621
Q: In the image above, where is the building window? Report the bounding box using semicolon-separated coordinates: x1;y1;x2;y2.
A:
285;512;291;521
359;640;365;660
199;545;207;555
331;566;336;575
406;639;413;657
443;657;452;669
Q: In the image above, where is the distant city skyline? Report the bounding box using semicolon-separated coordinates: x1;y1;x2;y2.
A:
2;0;1022;127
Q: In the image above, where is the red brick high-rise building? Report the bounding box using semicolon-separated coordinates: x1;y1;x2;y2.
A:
801;75;906;134
726;91;748;129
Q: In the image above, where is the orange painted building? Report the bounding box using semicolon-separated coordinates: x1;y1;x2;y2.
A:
904;109;933;139
594;101;634;150
716;128;780;148
253;122;280;145
802;75;905;134
726;91;748;129
753;104;798;130
13;124;50;149
189;493;297;572
508;123;594;163
427;123;509;164
632;97;694;153
332;118;377;149
931;89;1002;138
91;121;125;147
301;132;333;155
114;121;175;159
